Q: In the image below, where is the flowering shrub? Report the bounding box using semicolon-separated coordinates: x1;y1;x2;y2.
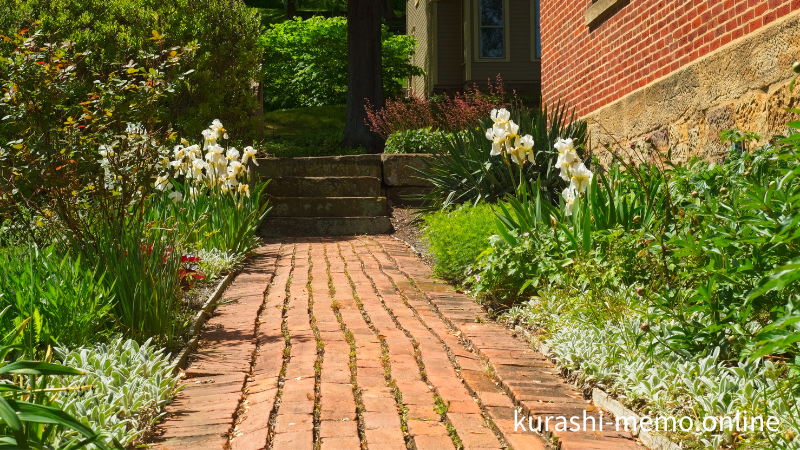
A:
159;119;258;202
0;28;194;249
416;103;588;209
366;80;506;138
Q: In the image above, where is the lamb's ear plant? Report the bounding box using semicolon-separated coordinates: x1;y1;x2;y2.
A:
0;316;123;450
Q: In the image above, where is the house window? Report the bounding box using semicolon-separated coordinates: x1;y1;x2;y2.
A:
479;0;505;59
533;0;541;59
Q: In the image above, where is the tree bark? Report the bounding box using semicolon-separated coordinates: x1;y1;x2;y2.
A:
381;0;396;20
342;0;384;152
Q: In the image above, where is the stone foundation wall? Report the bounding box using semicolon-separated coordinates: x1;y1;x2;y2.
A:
585;10;800;165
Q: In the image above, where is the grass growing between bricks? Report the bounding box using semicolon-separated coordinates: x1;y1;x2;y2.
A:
345;241;472;450
306;243;324;450
265;243;297;450
324;243;368;448
229;243;286;445
337;241;414;450
359;237;510;449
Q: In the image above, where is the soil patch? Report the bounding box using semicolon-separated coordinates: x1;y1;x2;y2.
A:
388;206;432;266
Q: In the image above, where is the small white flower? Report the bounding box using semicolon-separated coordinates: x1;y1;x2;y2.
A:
168;191;183;203
242;146;258;166
569;161;593;194
507;134;534;165
486;124;509;156
555;138;579;169
562;187;577;216
228;160;244;178
490;108;511;124
226;148;240;161
155;175;171;191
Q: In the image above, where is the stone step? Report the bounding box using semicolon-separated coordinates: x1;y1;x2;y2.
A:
259;217;393;237
269;197;387;218
265;177;382;198
254;155;382;178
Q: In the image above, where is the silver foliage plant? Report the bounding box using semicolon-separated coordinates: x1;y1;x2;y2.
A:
502;287;800;449
52;337;183;448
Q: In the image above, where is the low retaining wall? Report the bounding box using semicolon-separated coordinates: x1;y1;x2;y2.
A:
381;154;435;207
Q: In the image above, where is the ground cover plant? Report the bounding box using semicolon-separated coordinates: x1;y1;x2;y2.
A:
422;203;498;281
419;102;800;448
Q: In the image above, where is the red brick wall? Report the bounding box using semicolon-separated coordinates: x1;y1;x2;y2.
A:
541;0;800;117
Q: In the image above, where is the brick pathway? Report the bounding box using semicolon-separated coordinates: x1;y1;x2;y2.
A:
153;237;639;450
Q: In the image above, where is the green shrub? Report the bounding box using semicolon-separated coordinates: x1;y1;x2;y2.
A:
384;128;464;154
259;16;423;110
0;30;191;250
0;0;262;141
422;203;498;282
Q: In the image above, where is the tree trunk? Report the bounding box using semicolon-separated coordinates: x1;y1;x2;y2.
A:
287;0;297;19
381;0;396;20
342;0;384;152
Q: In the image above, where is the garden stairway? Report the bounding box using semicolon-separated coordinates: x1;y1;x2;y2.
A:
254;155;393;237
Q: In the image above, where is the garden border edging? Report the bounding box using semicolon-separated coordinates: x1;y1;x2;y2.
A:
170;270;237;375
513;326;681;450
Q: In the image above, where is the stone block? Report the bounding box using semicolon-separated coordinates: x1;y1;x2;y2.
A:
381;154;434;187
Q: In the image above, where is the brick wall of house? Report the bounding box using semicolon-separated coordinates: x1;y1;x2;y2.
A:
541;0;800;117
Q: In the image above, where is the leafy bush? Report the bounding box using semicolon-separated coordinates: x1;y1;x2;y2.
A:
366;79;506;138
384;128;464;154
0;246;114;357
422;203;498;282
0;0;263;141
417;103;587;210
0;29;192;250
259;16;423;110
53;337;182;448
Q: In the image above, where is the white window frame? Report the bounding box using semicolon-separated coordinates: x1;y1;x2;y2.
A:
473;0;511;62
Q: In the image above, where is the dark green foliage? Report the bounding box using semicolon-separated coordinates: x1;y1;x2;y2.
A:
259;17;423;110
416;103;587;210
0;0;262;142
